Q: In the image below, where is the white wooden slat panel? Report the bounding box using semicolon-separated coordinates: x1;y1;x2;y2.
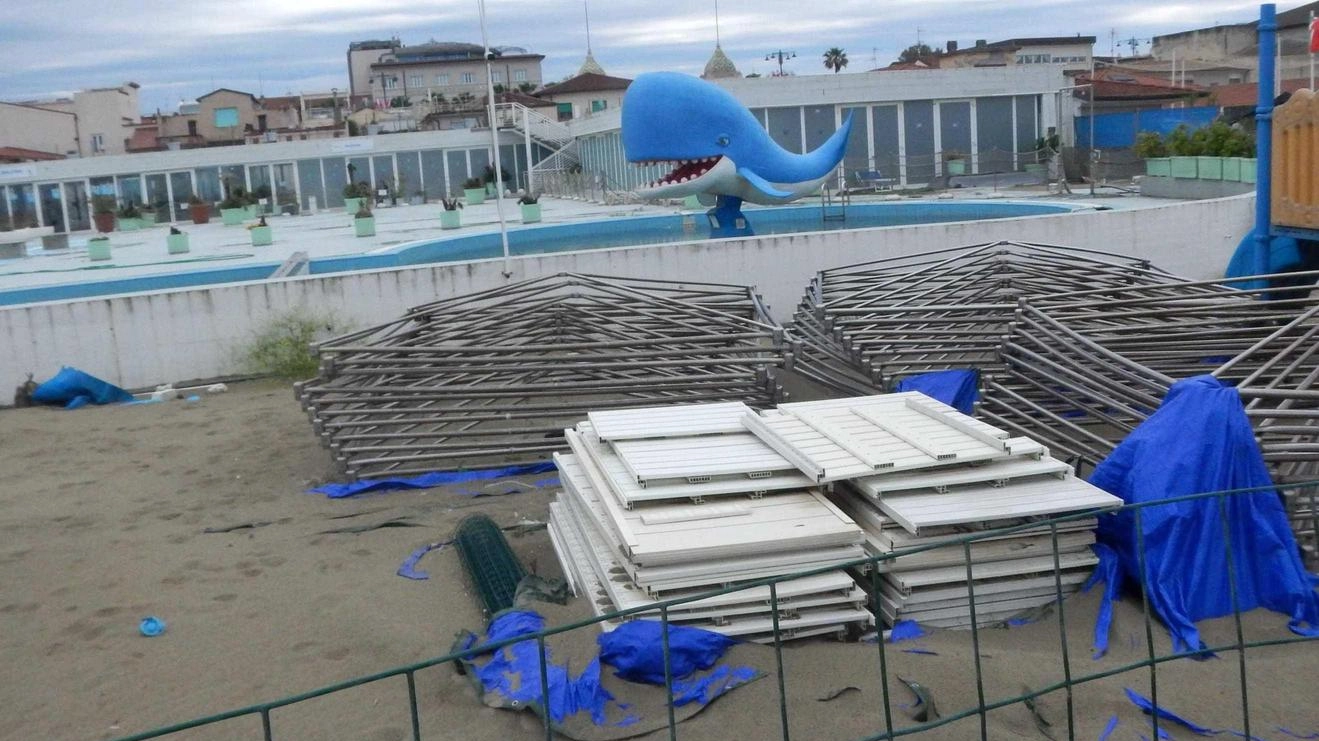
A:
742;410;874;482
577;423;814;504
885;551;1099;590
588;401;752;441
881;571;1090;606
558;444;862;566
874;532;1095;572
876;476;1123;534
851;455;1071;496
630;543;866;594
612;432;797;483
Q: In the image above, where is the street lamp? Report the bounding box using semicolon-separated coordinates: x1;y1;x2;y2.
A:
765;50;796;76
477;0;513;278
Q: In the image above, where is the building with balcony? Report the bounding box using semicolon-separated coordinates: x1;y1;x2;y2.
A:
348;40;545;109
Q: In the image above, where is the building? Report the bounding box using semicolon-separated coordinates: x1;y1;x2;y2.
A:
348;40;545;109
1077;67;1210;115
1148;0;1319;85
536;73;632;122
156;89;344;149
701;45;742;80
937;37;1096;72
0;82;142;158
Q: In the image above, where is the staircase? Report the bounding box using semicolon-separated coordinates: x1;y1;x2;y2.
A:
493;103;579;186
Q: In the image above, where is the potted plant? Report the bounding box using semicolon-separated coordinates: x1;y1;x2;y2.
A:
410;189;425;206
250;185;271;217
87;235;112;261
187;195;210;224
943;151;967;176
353;202;375;237
462;177;486;205
167;225;190;254
220;188;248;225
518;192;541;223
343;182;369;215
117;202;143;231
248;215;273;246
483;164;510;197
440;197;462;229
92;196;117;233
140;203;159;225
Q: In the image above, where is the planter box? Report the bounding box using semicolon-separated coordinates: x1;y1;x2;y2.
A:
1220;157;1242;182
1145;158;1172;177
87;239;112;261
354;216;376;237
344;197;364;215
946;159;967;176
118;217;142;231
189;204;211;224
41;234;69;251
249;225;273;246
1240;158;1258;184
1170;156;1198;179
682;195;703;209
220;208;246;226
520;203;542;223
440;210;461;229
246;204;262;218
167;233;190;254
463;188;486;205
1196;156;1223;180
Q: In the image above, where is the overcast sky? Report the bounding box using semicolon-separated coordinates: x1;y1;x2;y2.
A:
0;0;1287;113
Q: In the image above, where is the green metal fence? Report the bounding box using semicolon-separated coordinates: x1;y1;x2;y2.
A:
102;481;1319;741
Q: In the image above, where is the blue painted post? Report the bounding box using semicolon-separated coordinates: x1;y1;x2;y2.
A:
1254;3;1277;280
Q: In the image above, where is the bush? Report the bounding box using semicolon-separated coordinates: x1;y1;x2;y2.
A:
242;310;342;379
1133;131;1167;158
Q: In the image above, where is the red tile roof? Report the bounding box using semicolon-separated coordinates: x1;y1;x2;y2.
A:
536;73;632;96
0;146;65;162
1208;79;1314;107
1077;69;1207;100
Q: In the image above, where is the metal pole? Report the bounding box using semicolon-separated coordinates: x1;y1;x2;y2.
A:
478;0;513;278
1255;4;1277;280
523;105;534;194
1310;11;1315;90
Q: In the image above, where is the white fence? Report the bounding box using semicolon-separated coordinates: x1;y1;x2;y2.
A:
1;195;1254;392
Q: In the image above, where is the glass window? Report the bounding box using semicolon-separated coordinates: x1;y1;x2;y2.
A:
63;181;89;231
90;134;105;153
422;149;447;198
372;154;395;192
194;167;222;202
214;107;239;128
7;183;36;228
168;172;194;219
89;176;116;201
513;69;526;82
396;151;422;198
408;74;422;87
116;175;143;207
436;73;449;85
322;157;346;207
492;71;503;83
219;165;245;197
383;77;398;90
591;99;607;112
446;150;468;193
38;183;64;232
460;72;474;84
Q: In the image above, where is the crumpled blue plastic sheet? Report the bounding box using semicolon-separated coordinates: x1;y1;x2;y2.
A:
310;461;557;498
887;620;926;643
1097;715;1120;741
1277;728;1319;739
893;369;980;415
462;610;615;725
671;664;759;707
396;540;450;580
461;611;753;729
1124;688;1269;739
597;620;737;685
30;366;135;409
1080;543;1122;659
1087;376;1319;654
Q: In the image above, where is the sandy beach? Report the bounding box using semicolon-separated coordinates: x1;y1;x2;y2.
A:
2;379;1317;741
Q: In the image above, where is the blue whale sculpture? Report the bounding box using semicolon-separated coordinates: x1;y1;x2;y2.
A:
621;72;852;235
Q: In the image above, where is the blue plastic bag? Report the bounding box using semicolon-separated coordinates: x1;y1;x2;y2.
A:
1088;375;1319;654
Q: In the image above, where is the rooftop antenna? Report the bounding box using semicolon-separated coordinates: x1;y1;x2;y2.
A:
714;0;722;46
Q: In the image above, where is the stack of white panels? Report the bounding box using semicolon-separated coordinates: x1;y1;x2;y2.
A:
739;393;1123;630
547;402;872;642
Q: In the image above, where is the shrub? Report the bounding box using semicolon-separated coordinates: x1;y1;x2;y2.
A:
1133;131;1168;159
242;309;342;379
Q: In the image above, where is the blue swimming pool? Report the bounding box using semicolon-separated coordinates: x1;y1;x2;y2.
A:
0;201;1078;306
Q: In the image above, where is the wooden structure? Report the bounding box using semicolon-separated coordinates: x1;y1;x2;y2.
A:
1272;88;1319;234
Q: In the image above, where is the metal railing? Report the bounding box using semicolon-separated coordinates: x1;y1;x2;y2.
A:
99;481;1319;741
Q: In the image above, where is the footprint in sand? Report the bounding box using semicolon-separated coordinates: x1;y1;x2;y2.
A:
93;607;121;617
212;594;237;602
258;556;286;568
241;568;263;578
322;647;351;661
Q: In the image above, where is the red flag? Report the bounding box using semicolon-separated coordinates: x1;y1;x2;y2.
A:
1311;18;1319;54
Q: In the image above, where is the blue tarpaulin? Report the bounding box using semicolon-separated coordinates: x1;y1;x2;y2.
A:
597;620;737;685
1087;375;1319;654
893;369;980;414
310;462;557;498
30;366;134;409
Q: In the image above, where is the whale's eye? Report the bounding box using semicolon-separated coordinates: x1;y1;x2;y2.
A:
716;135;730;147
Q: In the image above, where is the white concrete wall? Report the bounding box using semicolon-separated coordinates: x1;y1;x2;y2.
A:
0;102;78;157
0;195;1254;392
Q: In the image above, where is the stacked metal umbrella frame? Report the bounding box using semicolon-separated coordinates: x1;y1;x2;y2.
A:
790;240;1319;565
547;393;1123;636
297;273;789;480
790;241;1188;396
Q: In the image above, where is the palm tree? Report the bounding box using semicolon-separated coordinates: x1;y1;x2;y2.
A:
823;47;849;74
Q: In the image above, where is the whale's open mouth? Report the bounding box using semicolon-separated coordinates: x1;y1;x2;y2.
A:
634;156;723;188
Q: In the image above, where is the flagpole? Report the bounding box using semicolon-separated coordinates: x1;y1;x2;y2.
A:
1310;10;1315;90
478;0;513;278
